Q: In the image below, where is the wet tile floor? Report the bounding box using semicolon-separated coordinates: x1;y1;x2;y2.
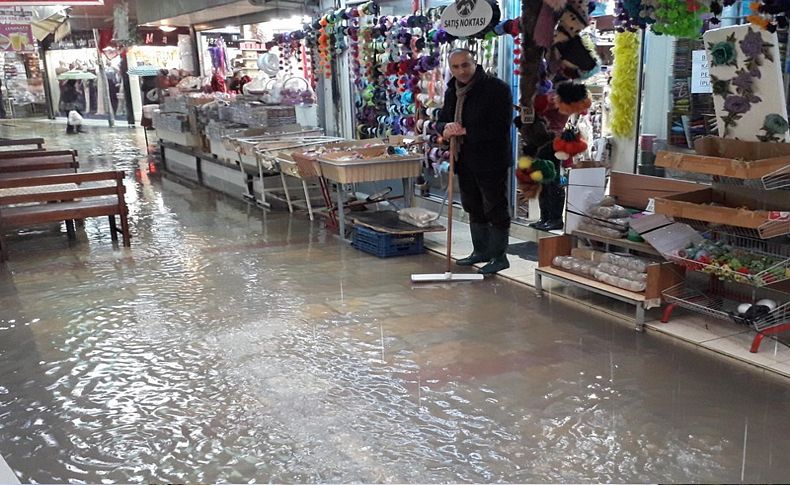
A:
1;120;790;483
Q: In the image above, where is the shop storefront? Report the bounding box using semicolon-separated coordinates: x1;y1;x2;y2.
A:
0;6;46;119
45;31;114;121
127;26;194;124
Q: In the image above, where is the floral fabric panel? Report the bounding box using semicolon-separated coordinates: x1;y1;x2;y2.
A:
703;25;789;142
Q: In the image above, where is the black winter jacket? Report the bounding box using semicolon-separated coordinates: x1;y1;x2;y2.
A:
438;65;513;173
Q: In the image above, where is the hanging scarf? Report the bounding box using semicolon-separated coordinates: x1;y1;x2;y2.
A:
453;68;481;155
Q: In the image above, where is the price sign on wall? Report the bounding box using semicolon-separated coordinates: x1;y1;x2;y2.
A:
691;50;712;94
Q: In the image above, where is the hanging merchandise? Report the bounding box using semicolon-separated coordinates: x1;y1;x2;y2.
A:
555;82;592;115
749;0;790;32
553;126;588;166
209;37;228;76
610;30;640;138
551;0;597;77
614;0;657;31
515;155;558;200
257;52;279;76
652;0;707;38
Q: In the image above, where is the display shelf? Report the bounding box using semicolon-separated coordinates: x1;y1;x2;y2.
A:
537;234;686;330
673;216;790;241
715;166;790;191
656;150;790;190
663;232;790;287
657;134;790;350
535;266;651;330
662;282;790;333
662;283;733;321
655;187;790;239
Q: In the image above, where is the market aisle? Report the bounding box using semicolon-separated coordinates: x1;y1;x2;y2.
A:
1;121;790;483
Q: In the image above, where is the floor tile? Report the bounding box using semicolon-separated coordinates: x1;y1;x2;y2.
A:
647;314;750;344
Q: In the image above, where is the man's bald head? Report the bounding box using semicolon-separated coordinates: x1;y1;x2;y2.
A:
448;48;477;85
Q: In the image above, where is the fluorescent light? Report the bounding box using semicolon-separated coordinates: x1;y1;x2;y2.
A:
159;26;177;32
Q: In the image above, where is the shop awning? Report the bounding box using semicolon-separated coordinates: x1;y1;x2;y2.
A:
57;69;97;80
31;6;70;42
128;65;162;76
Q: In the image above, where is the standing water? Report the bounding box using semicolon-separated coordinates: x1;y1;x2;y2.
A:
1;121;790;483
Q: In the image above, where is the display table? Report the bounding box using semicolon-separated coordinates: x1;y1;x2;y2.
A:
535;266;652;330
315;152;422;238
536;233;685;331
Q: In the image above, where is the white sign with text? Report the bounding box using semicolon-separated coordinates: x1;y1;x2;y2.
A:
691;50;712;94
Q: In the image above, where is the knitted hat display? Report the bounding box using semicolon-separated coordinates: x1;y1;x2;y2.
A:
555;82;592;115
553;0;590;43
555;35;597;73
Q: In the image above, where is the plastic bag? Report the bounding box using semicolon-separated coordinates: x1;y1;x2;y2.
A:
399;207;439;227
589;204;631;219
68;110;84;126
597;262;648;282
578;221;626;239
601;253;650;273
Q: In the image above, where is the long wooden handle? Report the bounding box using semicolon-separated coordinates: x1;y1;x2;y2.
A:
445;138;456;273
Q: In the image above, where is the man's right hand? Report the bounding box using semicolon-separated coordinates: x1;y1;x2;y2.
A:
442;122;467;138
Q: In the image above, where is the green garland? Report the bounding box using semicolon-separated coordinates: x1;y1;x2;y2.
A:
610;31;640;138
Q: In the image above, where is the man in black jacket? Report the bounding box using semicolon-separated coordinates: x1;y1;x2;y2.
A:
439;49;513;274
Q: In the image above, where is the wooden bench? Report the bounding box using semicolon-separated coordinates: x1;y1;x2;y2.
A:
0;138;45;150
0;151;79;180
0;149;77;162
0;171;130;261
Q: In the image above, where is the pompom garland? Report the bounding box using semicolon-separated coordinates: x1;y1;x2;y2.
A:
610;30;640;138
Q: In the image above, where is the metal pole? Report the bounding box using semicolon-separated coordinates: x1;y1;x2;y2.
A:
93;29;115;127
632;28;646;174
119;49;135;126
38;41;55;119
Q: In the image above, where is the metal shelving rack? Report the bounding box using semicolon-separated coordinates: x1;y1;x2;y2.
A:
656;150;790;352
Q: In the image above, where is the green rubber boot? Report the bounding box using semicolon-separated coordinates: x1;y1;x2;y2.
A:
456;222;490;266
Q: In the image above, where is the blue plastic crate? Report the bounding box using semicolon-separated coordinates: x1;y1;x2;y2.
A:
352;226;424;258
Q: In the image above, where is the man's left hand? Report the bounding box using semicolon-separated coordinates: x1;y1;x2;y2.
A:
443;122;467;138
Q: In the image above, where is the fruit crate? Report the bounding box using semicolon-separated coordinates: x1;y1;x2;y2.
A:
662;232;790;287
352;226;424;258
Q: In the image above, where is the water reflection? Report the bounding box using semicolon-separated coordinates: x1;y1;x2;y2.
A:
0;121;789;483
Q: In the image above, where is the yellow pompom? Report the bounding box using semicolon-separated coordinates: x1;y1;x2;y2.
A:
518;156;533;170
530;171;544;182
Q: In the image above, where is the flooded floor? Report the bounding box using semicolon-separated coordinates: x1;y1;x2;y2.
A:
1;120;790;483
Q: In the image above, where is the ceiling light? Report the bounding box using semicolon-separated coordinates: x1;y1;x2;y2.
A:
159;26;177;32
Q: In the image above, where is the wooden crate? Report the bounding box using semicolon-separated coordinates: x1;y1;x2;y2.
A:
654;187;785;232
656;149;790;180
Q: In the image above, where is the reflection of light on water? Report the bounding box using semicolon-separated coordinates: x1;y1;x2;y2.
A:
0;121;787;483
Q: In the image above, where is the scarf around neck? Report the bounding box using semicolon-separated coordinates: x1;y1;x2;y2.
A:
453;67;481;154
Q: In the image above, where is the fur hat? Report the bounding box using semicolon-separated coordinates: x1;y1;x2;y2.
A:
555;82;592;115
